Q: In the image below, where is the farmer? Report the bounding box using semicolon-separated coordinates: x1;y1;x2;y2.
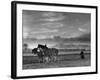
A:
80;49;85;59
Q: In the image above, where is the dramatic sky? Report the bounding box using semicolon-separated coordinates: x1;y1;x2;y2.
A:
22;10;91;39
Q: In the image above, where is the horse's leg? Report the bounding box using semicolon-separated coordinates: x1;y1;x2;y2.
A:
47;56;50;63
55;52;58;62
48;57;50;63
39;57;43;63
56;54;58;62
38;57;41;63
42;56;47;63
52;55;55;62
43;57;47;63
55;56;57;62
52;55;56;62
42;56;46;63
46;57;49;63
45;56;51;63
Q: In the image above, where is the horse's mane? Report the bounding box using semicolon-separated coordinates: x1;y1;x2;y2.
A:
38;44;48;49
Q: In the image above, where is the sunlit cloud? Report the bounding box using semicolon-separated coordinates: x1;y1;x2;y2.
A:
78;27;88;32
42;12;57;17
23;32;29;38
29;28;58;34
83;22;90;27
40;17;64;22
67;32;82;38
41;22;64;28
32;35;54;39
23;27;30;38
40;12;65;22
35;35;48;39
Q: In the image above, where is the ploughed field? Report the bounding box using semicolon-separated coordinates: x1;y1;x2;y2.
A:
23;51;91;69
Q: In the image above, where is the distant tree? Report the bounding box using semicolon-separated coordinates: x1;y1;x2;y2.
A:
23;43;28;50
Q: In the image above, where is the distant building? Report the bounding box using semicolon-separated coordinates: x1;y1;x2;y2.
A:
54;36;61;40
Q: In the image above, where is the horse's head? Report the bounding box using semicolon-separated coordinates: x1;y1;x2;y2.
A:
32;48;38;54
32;47;43;54
37;44;48;50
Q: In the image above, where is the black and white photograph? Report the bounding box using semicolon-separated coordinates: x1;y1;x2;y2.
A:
23;10;91;69
11;1;97;79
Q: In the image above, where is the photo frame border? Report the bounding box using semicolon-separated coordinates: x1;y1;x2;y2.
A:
11;1;98;79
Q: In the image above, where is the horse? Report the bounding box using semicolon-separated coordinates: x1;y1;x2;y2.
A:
49;48;58;62
37;44;50;63
37;44;59;62
32;48;44;63
44;48;58;62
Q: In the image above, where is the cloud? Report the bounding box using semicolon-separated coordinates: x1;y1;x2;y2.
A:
28;34;54;39
41;22;64;28
67;32;82;38
23;32;29;38
35;35;48;39
40;17;64;22
42;12;57;17
78;22;90;32
78;27;88;32
36;35;54;39
29;28;58;34
40;12;65;22
23;27;30;38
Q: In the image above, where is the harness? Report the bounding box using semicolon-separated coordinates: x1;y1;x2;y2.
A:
37;48;44;55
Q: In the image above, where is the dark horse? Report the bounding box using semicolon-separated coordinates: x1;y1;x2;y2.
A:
32;48;44;63
37;44;59;62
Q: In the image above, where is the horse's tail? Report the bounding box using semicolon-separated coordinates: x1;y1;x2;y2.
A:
56;49;58;56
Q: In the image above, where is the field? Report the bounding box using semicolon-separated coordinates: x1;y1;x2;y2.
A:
23;52;91;69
